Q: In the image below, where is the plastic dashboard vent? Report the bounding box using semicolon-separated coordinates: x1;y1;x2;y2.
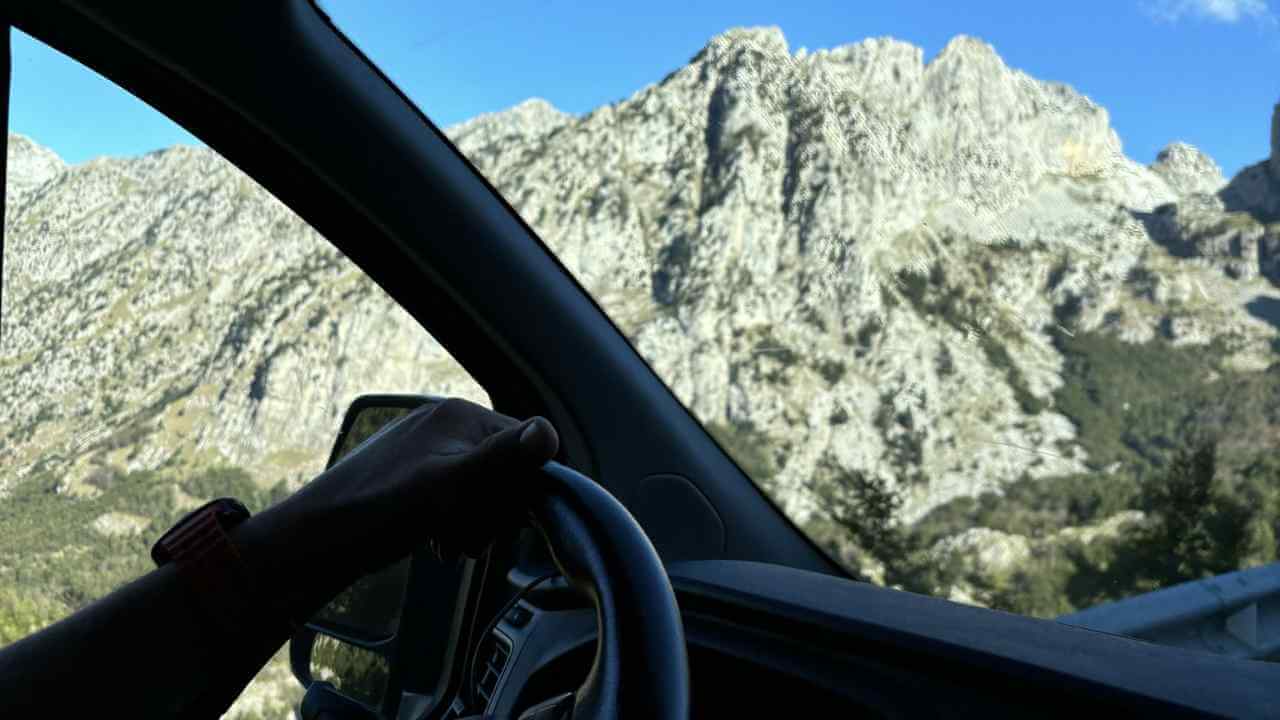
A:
475;630;512;707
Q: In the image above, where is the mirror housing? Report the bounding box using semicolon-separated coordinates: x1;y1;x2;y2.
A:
307;393;443;643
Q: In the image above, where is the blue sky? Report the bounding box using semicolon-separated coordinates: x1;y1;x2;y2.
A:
8;0;1280;178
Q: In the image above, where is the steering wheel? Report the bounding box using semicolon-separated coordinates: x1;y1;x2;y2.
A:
520;461;690;720
300;460;689;720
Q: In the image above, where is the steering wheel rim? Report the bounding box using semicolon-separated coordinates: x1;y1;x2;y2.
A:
525;461;690;720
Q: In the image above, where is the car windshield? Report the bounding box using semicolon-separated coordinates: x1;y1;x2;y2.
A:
323;1;1280;652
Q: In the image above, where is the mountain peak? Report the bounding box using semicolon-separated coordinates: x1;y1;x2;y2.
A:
1151;141;1226;197
509;97;565;118
6;133;66;193
704;26;789;60
444;97;570;147
494;97;570;134
920;33;1025;109
931;34;1004;67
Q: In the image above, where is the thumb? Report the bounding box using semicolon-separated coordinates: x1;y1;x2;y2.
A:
472;416;559;472
437;416;559;558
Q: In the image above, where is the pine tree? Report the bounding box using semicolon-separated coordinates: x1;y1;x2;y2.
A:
1140;440;1216;584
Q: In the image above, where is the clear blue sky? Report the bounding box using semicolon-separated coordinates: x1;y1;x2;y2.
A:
9;0;1280;178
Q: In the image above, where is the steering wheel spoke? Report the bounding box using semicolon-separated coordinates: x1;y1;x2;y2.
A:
527;462;690;720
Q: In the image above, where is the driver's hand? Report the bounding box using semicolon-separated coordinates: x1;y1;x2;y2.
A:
288;398;559;580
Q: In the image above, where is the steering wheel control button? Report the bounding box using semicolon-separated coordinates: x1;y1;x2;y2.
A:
516;691;575;720
505;604;533;628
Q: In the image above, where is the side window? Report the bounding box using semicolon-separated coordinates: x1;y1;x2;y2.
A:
1;30;487;719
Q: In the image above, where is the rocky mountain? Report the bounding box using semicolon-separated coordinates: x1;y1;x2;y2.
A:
1;139;488;499
4;24;1280;716
6;20;1280;564
445;27;1280;525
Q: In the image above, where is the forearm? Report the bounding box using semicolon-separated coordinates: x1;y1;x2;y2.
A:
0;497;341;718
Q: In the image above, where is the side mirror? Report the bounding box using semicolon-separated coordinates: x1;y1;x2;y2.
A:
290;394;474;719
309;394;432;643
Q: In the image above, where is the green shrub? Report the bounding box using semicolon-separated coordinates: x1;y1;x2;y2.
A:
0;462;296;647
814;432;1280;619
807;457;963;595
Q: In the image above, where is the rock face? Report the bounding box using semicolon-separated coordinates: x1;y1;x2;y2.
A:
931;527;1030;576
441;26;1280;522
1146;193;1280;284
1144;108;1280;288
4;27;1280;529
1;139;487;497
1150;142;1226;197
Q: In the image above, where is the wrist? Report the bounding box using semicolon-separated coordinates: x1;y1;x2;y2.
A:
228;489;372;625
226;501;322;626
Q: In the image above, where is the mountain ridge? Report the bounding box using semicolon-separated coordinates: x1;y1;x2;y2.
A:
5;27;1280;525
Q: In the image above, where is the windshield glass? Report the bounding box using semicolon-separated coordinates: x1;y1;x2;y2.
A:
323;0;1280;650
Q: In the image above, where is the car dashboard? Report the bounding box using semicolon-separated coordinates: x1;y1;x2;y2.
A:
434;556;1276;719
